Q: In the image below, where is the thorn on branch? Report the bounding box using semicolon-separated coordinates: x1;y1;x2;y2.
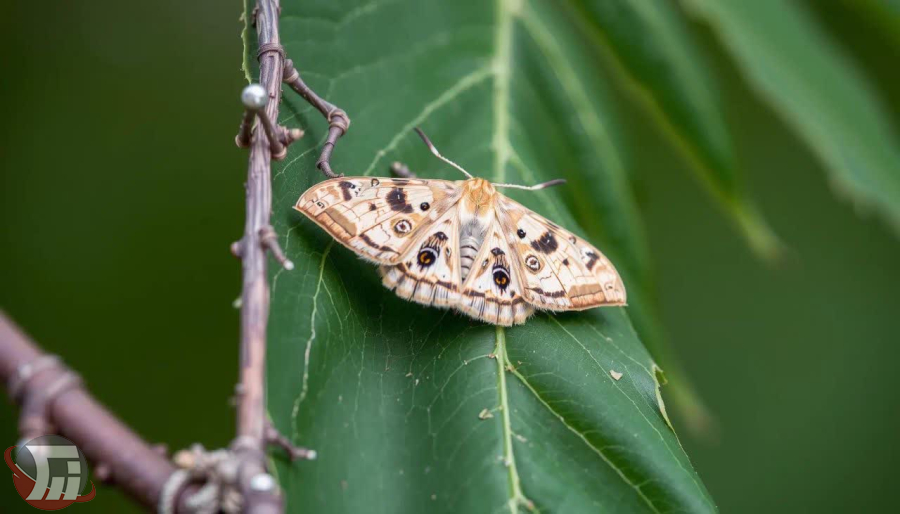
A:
264;422;316;461
278;126;305;146
258;226;293;270
94;462;113;483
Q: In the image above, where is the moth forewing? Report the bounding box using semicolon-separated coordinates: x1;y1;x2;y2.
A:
294;177;460;265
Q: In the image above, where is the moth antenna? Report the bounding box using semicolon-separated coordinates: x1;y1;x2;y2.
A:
493;179;567;191
414;127;473;179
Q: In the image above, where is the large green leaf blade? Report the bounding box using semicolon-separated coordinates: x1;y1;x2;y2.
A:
685;0;900;233
258;1;715;512
569;0;779;256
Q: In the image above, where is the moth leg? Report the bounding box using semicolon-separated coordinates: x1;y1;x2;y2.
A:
390;161;418;179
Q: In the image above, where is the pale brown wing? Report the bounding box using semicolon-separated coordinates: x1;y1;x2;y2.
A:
496;196;626;311
457;218;534;326
379;203;462;308
294;177;462;264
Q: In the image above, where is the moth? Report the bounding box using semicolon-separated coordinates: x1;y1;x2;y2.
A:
294;129;626;326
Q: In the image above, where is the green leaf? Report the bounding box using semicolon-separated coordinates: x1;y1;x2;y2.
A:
253;1;715;513
568;0;779;257
685;0;900;233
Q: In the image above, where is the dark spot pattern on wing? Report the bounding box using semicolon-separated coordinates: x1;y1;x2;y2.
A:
339;181;355;201
529;287;567;298
585;251;599;271
531;231;558;254
387;188;414;213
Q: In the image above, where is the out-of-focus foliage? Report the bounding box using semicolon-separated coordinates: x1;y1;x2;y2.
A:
685;0;900;233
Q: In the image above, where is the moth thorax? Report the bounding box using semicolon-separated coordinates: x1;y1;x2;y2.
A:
462;178;496;212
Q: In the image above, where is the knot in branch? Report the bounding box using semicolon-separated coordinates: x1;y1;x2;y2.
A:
7;354;61;401
8;354;83;441
327;109;350;133
256;43;285;62
160;444;244;514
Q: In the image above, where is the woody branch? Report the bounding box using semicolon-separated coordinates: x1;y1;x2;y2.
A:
0;312;203;511
230;0;350;511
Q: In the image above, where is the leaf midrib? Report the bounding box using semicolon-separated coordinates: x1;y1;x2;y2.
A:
492;0;524;511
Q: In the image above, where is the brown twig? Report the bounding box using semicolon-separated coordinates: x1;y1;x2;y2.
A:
282;59;351;178
231;0;339;511
231;0;290;512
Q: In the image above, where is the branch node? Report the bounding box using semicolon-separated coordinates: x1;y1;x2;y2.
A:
166;444;244;514
235;84;288;159
256;43;285;62
230;240;244;258
7;354;60;400
327;109;350;133
9;354;83;442
259;225;293;270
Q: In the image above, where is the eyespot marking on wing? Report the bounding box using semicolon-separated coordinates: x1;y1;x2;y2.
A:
417;248;438;268
393;219;413;235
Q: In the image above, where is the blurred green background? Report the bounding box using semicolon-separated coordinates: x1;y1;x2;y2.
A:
1;1;897;513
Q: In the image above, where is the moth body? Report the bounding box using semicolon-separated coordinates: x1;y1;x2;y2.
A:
294;174;626;326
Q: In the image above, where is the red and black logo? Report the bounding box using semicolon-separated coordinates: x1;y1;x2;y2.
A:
5;435;96;510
